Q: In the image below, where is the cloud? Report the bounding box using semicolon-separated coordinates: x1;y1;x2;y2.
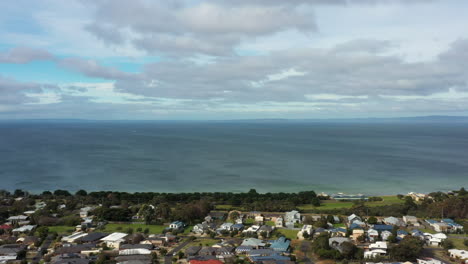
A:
58;58;140;80
0;47;55;64
0;76;56;105
84;1;317;56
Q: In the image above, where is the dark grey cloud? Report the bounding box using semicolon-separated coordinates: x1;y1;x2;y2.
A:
0;76;55;104
0;47;55;64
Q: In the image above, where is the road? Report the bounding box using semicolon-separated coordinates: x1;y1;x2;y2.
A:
31;235;54;263
300;241;314;264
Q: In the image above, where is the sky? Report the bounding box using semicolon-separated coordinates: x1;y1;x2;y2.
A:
1;0;468;120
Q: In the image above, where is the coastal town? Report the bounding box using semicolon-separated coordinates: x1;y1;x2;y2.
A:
0;189;466;264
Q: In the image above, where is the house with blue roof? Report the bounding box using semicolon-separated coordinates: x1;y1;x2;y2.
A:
269;236;290;252
372;224;393;232
397;230;408;240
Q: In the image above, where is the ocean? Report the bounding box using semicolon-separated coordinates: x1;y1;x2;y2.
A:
1;120;467;195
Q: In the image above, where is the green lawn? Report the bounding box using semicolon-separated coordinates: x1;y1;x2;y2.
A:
266;221;275;226
276;229;298;240
333;223;346;228
297;195;404;211
46;225;76;235
451;238;468;250
244;218;255;225
102;223;166;234
184;239;220;249
183;225;194;235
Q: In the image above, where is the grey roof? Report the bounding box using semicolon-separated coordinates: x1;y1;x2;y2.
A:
119;244;153;250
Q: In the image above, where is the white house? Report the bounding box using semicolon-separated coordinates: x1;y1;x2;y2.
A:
381;230;392;241
448;249;468;262
61;232;87;243
403;215;419;226
424;233;447;246
364;241;387;258
243;225;260;233
169;221;184;230
275;217;284;227
119;248;152;255
417;258;444;264
285;210;301;227
367;229;379;242
101;232;128;249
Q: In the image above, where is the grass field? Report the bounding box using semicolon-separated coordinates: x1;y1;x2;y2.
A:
266;221;275;226
298;196;404;211
46;225;76;235
102;223;167;234
276;229;298;240
451;238;468;250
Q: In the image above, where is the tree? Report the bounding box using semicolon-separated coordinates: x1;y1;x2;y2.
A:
441;239;454;250
160;248;168;256
340;241;358;259
367;216;378;225
36;226;49;239
178;251;185;259
389;236;424;261
75;190;87;196
53;189;71;196
311;197;321;207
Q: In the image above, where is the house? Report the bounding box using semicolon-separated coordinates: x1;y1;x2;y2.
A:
329;228;347;237
367;229;379;242
216;223;233;234
255;215;265;223
235;246;254;254
329;237;351;252
397;230;408;240
186;246;202;257
299;225;313;236
403;216;419;226
417;258;444;264
77;232;108;243
232;224;244;232
448;249;467;262
119;248;152;255
169;221;184;230
12;225;35;234
432;222;449;232
189;260;223;264
372;224;393;232
364;241;387;258
100;232;128;249
62;232;88;243
442;219;464;232
351;229;365;242
243;225;260;234
347;214;361;224
284;210;301;227
269;237;290;252
424;233;447;246
383;216;404;226
241;238;265;248
258;225;274;237
408;192;428;202
7;215;28;224
411;229;425;240
275;217;283;227
51;253;90;264
193;223;214;234
381;230;392;241
140;237;165;247
0;244;26;263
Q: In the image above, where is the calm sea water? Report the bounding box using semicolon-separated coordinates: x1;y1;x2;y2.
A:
0;121;467;195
